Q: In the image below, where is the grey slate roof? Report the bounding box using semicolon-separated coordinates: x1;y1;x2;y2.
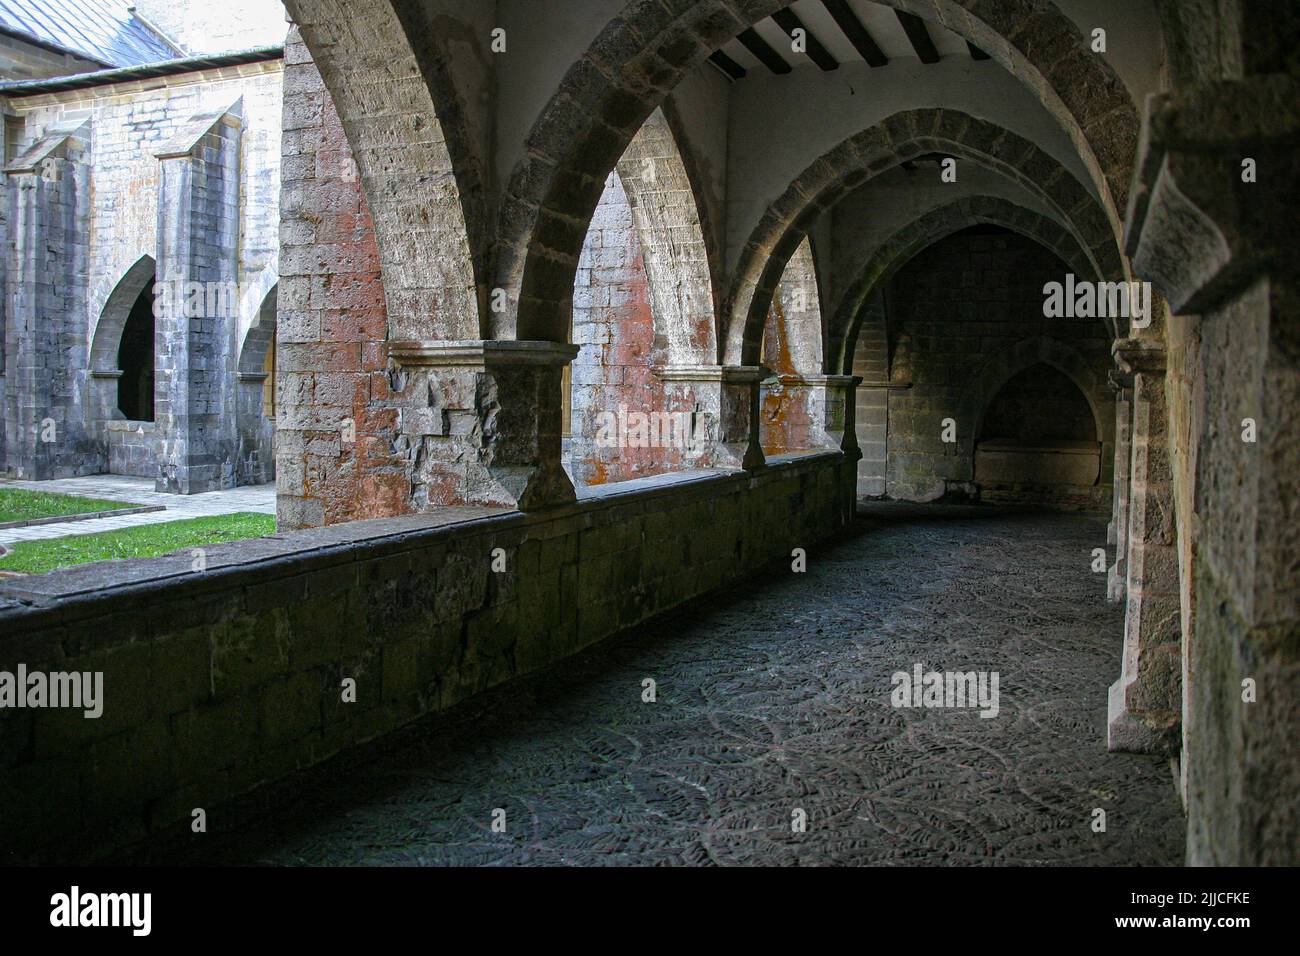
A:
0;0;178;68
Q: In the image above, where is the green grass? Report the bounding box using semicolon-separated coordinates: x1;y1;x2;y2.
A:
0;487;138;523
0;513;276;576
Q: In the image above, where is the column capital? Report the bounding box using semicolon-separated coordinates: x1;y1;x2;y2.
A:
1124;75;1300;314
388;339;579;369
1107;368;1135;392
1112;337;1167;375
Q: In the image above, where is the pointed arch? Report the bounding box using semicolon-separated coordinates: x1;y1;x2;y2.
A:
614;106;721;366
90;255;156;374
279;3;483;340
762;235;825;377
958;336;1113;464
496;0;1139;344
834;195;1111;374
724;109;1124;366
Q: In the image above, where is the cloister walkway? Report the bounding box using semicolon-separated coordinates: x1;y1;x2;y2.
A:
149;505;1184;866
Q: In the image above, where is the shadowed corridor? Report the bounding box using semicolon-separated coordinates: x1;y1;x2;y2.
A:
141;506;1185;866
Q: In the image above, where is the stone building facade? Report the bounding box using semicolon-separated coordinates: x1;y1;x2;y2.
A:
0;50;285;490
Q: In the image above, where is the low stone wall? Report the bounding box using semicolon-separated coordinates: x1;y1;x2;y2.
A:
0;452;853;862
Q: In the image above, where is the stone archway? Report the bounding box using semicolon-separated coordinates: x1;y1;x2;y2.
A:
615;106;720;367
280;0;483;342
834;195;1110;375
958;335;1114;486
236;284;278;486
497;0;1139;344
89;254;158;421
724;109;1124;368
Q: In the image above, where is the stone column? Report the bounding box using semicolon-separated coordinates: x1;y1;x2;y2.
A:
1123;72;1299;864
2;122;97;479
153;105;243;494
388;340;580;510
1107;338;1181;754
651;365;766;471
1106;368;1134;602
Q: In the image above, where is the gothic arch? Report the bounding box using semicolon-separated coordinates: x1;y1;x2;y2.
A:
280;1;483;341
835;195;1109;374
239;284;279;377
614;106;720;366
957;336;1113;463
763;235;825;376
89;255;156;374
498;0;1138;344
724;109;1123;367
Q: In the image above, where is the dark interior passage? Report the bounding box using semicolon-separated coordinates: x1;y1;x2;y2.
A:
980;364;1097;444
116;281;155;422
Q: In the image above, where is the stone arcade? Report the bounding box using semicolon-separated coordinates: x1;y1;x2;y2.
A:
0;0;1295;867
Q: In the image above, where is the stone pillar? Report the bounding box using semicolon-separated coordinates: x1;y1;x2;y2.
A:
1107;338;1181;754
388;340;580;510
1106;368;1133;602
1123;72;1299;864
153;105;243;494
651;365;766;471
2;122;97;479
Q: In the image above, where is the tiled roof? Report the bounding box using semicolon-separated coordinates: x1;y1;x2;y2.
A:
0;0;178;68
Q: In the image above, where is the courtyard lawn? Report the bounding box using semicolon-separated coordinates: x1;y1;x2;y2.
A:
0;513;276;576
0;487;138;524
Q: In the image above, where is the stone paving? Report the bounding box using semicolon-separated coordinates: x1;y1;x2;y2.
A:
154;505;1185;866
0;476;276;547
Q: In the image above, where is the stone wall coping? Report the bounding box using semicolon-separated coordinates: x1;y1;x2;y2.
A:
154;99;244;160
4;119;88;173
387;340;580;368
0;453;845;637
651;364;769;384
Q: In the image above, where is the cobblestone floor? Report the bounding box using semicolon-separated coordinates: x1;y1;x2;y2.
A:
161;505;1185;866
0;476;275;546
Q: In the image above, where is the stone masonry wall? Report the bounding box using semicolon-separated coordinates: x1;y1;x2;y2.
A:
859;229;1115;505
567;171;688;486
0;60;282;483
275;35;409;529
0;452;853;862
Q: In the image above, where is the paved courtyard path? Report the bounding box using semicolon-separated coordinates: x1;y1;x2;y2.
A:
0;476;275;547
153;505;1185;866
